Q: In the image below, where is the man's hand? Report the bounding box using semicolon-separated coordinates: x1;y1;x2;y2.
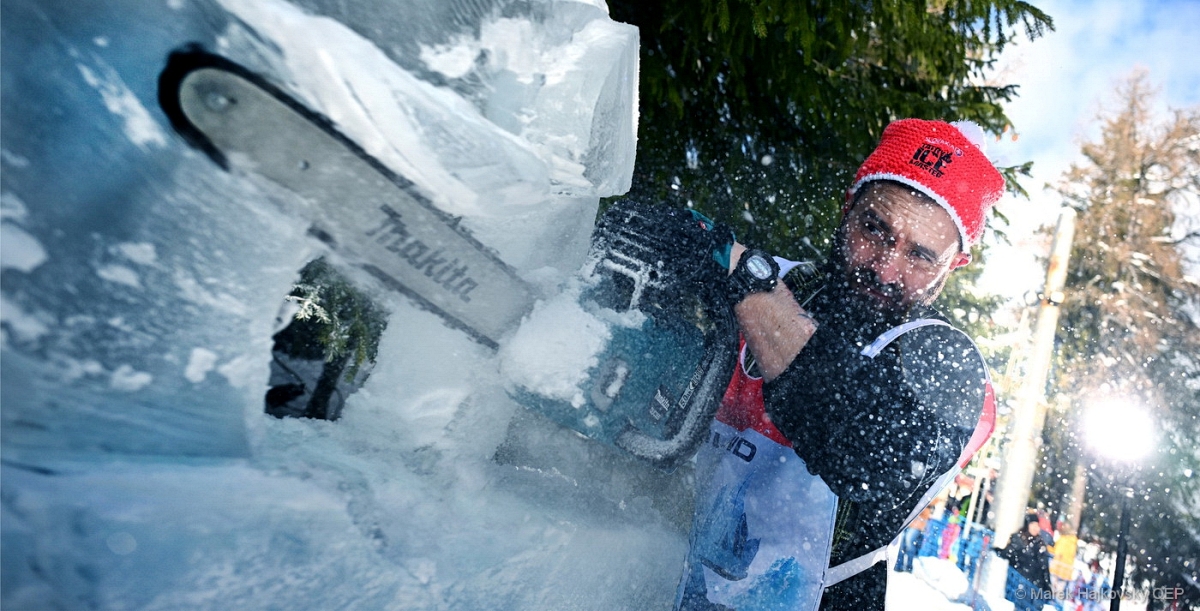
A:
591;200;734;295
727;244;818;381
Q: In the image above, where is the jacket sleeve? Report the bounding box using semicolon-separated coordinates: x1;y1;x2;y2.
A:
995;534;1022;561
762;321;986;511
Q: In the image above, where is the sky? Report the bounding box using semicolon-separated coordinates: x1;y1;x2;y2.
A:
974;0;1200;302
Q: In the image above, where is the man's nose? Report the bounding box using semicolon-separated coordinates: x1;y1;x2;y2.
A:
870;247;905;285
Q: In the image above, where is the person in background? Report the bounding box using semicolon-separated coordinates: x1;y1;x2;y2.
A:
1036;510;1056;551
955;528;989;584
996;511;1053;611
1071;559;1109;611
894;504;933;573
1049;522;1079;598
939;503;963;561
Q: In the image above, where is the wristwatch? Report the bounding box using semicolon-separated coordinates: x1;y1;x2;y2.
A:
726;248;779;304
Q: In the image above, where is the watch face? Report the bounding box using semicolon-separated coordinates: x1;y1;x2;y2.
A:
746;255;773;280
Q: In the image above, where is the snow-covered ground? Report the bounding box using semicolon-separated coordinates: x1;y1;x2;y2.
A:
888;555;1014;611
887;555;1151;611
890;567;978;611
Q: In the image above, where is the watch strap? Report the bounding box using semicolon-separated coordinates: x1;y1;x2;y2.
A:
726;248;779;304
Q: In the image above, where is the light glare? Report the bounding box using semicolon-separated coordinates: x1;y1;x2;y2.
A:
1084;399;1155;463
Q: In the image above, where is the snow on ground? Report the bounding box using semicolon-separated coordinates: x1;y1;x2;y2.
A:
888;569;976;611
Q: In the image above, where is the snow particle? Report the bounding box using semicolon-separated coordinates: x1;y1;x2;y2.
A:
0;223;48;272
185;348;219;383
106;531;137;555
405;558;437;585
419;40;480;80
115;242;158;265
0;150;30;169
75;59;168;150
0;295;50;342
110;364;153;392
1;190;30;220
498;284;615;407
97;264;142;288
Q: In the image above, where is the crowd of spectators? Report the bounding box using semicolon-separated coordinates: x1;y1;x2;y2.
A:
899;494;1115;611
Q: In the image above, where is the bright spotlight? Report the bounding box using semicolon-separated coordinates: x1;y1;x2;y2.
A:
1084;398;1155;463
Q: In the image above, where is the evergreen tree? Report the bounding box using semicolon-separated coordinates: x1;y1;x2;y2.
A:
1034;71;1200;605
608;0;1052;257
936;243;1011;369
267;258;388;421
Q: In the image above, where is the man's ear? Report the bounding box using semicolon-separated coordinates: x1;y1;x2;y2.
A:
951;252;972;270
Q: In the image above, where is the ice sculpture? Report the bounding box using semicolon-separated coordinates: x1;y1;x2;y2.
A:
2;0;638;450
2;1;689;609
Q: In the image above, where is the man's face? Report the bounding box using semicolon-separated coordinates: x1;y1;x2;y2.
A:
835;181;966;316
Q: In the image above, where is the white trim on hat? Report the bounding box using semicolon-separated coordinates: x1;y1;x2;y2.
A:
847;172;970;251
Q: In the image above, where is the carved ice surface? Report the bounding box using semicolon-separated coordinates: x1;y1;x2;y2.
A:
217;0;638;274
2;1;688;610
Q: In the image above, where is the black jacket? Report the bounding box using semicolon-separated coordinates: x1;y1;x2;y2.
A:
763;284;988;611
997;532;1052;592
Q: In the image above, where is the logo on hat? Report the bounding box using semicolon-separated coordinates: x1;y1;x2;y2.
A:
909;143;954;178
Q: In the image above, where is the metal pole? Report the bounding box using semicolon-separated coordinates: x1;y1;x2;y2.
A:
961;470;983;544
966;472;993;610
1064;460;1088;536
1111;487;1133;611
974;473;992;530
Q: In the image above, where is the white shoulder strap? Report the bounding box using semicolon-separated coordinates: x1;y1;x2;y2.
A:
824;546;889;589
825;318;968;589
860;318;953;358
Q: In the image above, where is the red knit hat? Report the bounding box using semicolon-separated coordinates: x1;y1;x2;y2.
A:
847;119;1005;249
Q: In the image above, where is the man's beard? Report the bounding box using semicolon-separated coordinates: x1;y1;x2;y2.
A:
819;258;908;331
816;230;940;330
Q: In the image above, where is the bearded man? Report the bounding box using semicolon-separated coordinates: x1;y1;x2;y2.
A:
675;119;1003;611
